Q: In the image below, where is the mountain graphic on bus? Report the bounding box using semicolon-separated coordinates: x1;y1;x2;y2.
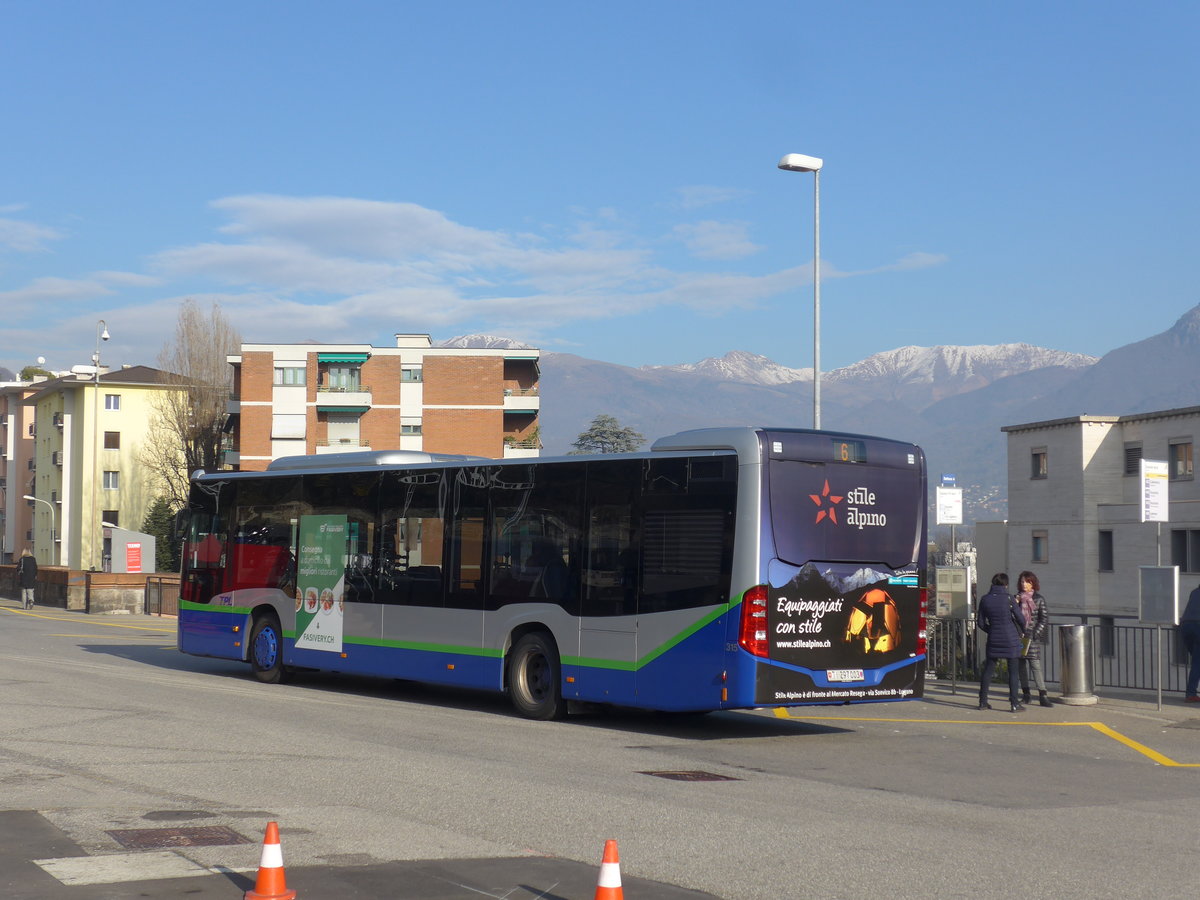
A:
843;588;901;653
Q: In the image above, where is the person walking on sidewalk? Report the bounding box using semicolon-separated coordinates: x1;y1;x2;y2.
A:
1016;571;1053;707
17;548;38;610
977;572;1025;712
1182;585;1200;704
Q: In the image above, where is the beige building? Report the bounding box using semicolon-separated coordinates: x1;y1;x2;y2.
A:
225;334;540;470
22;366;185;570
1002;406;1199;621
0;380;41;564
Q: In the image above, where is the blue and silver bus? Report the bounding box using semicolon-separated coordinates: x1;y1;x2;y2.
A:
178;426;928;718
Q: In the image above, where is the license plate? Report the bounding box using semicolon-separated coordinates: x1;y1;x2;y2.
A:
827;668;864;683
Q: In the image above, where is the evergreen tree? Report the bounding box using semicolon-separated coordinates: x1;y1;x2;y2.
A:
570;414;645;454
141;497;181;573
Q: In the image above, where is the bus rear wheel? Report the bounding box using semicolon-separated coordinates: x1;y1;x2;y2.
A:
249;614;285;684
507;632;566;720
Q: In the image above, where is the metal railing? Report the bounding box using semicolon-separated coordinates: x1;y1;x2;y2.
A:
927;617;1190;693
144;576;180;617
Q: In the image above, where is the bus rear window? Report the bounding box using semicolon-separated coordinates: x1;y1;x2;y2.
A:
768;460;923;569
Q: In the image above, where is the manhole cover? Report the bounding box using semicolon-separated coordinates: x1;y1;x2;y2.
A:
639;770;741;782
106;826;253;850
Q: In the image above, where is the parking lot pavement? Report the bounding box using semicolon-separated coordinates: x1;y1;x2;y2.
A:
0;810;717;900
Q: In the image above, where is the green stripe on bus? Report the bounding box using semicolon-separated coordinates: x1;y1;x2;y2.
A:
183;598;736;671
564;603;731;672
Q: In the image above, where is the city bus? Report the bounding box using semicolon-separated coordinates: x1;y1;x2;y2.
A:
177;426;928;718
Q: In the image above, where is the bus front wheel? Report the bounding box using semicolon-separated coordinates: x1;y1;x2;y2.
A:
249;614;285;684
507;632;566;720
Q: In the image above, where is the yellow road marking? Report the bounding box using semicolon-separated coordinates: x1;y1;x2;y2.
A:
2;606;175;634
773;708;1200;767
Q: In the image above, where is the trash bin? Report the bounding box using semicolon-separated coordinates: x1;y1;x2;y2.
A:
1058;624;1098;706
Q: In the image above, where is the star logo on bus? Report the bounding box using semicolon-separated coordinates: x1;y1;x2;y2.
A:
810;479;844;524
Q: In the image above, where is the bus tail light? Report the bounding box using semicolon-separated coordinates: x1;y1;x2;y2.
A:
738;585;770;658
916;586;928;656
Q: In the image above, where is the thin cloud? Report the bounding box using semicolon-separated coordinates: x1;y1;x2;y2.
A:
0;217;65;253
0;276;114;309
140;195;944;348
672;185;750;210
672;220;762;260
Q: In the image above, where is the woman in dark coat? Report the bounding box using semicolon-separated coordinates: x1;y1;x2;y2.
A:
1015;570;1052;707
17;548;38;610
977;572;1025;712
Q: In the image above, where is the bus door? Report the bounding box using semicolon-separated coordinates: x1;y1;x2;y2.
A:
447;467;490;685
577;460;639;705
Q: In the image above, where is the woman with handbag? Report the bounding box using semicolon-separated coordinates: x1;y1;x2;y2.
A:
1016;570;1053;707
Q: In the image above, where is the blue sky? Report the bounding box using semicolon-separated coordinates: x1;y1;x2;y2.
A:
2;1;1197;378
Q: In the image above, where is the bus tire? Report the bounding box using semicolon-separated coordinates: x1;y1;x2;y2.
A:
249;614;285;684
507;632;566;720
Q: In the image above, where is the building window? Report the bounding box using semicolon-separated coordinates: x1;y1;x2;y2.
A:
1098;530;1114;572
103;470;120;490
401;367;423;383
1169;440;1193;480
103;510;119;528
1123;442;1142;475
104;394;121;411
1172;529;1200;574
1032;530;1049;563
401;424;422;435
274;366;306;386
326;365;361;390
104;431;120;450
1031;448;1047;479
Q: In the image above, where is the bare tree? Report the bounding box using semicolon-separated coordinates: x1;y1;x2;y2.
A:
140;299;242;506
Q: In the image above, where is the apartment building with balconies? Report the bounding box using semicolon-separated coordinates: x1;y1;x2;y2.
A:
21;366;186;570
224;334;540;470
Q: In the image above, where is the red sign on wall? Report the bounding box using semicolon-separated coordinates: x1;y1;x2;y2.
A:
126;542;142;574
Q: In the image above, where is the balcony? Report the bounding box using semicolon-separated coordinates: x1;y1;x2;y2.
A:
316;438;371;455
316;384;372;410
504;386;540;412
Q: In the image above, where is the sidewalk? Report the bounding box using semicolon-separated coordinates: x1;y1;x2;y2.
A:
921;675;1199;724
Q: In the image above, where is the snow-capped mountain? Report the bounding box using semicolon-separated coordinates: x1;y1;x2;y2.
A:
436;334;534;350
441;303;1200;523
642;350;812;386
827;343;1096;385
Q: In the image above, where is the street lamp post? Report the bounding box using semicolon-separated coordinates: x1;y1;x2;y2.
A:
92;320;110;569
777;153;824;430
23;494;58;565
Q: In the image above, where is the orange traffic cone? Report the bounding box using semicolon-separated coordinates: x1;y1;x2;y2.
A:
594;839;623;900
244;821;297;900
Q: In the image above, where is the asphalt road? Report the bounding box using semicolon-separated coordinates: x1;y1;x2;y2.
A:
2;597;1198;899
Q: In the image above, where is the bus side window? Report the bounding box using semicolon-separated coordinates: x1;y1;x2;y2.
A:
378;470;446;607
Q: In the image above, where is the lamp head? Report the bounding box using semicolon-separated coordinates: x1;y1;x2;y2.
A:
778;153;824;173
100;326;110;342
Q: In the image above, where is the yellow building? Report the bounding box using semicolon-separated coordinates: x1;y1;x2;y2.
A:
23;366;185;570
